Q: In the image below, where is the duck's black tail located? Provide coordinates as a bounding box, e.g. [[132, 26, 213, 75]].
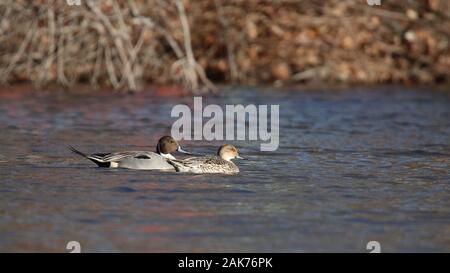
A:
[[68, 145, 88, 158], [68, 146, 110, 167]]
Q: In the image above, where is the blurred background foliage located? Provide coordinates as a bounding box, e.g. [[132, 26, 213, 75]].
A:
[[0, 0, 449, 93]]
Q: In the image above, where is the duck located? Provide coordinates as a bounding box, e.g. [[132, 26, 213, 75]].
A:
[[69, 136, 191, 170], [168, 144, 244, 174]]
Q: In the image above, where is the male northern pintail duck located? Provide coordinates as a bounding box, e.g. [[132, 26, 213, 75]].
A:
[[168, 144, 244, 174], [69, 136, 191, 170]]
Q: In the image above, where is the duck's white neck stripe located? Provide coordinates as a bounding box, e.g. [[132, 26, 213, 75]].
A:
[[161, 153, 176, 160], [156, 142, 161, 154], [157, 142, 175, 159]]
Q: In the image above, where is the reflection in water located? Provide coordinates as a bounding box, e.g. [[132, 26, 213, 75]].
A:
[[0, 88, 449, 252]]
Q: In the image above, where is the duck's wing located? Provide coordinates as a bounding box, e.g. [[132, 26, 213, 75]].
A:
[[167, 156, 213, 171], [69, 146, 157, 168], [98, 151, 155, 162], [197, 157, 238, 173], [168, 156, 238, 173], [178, 156, 220, 165]]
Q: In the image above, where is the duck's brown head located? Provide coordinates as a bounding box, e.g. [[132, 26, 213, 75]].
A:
[[156, 136, 191, 159], [217, 144, 244, 161]]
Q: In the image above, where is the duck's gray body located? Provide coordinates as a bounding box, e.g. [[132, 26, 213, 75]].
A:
[[69, 147, 174, 170], [168, 156, 239, 174], [105, 151, 174, 170]]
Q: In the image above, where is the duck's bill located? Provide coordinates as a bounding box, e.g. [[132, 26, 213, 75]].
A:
[[236, 155, 247, 160], [177, 146, 192, 155]]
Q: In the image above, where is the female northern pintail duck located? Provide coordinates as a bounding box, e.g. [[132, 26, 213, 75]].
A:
[[168, 144, 244, 174], [69, 136, 191, 170]]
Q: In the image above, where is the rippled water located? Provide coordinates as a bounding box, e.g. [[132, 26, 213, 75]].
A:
[[0, 87, 449, 252]]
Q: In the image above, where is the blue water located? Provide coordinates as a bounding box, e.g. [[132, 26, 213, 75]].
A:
[[0, 87, 449, 252]]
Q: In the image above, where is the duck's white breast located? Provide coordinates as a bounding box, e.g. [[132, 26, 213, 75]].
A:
[[117, 152, 174, 170]]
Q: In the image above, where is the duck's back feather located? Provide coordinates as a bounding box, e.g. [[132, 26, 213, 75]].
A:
[[69, 147, 173, 170], [169, 156, 239, 174]]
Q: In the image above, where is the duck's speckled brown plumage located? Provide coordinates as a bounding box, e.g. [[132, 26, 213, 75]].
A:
[[168, 156, 239, 174]]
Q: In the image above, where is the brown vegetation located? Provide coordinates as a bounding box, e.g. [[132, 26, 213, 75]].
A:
[[0, 0, 449, 93]]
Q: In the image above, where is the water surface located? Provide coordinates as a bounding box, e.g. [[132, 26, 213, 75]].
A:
[[0, 87, 449, 252]]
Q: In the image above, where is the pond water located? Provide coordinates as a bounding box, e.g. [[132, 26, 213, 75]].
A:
[[0, 87, 449, 252]]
